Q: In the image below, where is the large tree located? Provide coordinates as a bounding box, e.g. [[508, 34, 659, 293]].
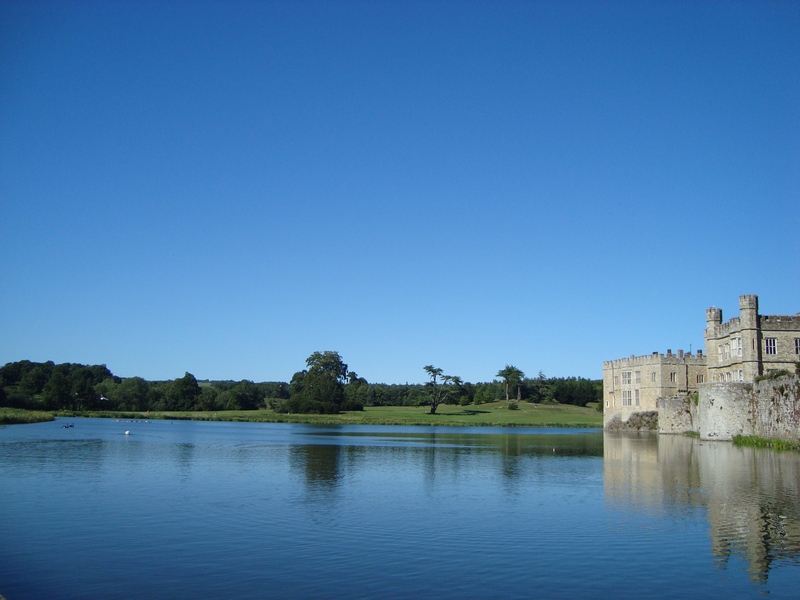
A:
[[225, 380, 263, 410], [285, 351, 355, 413], [19, 362, 54, 399], [423, 365, 461, 414], [41, 370, 71, 410], [167, 372, 202, 411], [497, 365, 525, 403], [107, 376, 153, 412], [306, 351, 349, 384]]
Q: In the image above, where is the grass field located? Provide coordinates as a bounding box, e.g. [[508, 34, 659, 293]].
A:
[[733, 435, 800, 452], [131, 401, 603, 427], [0, 407, 56, 425], [4, 402, 603, 428]]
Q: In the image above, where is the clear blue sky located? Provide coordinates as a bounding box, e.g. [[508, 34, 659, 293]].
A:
[[1, 1, 798, 384]]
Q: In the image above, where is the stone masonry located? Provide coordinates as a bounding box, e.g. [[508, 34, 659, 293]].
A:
[[657, 394, 698, 435], [705, 294, 800, 383], [603, 349, 705, 429], [697, 376, 800, 442]]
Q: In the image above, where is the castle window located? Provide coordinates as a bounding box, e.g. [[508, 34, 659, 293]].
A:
[[765, 338, 777, 355], [795, 338, 800, 354], [718, 346, 723, 362], [732, 337, 742, 357], [697, 374, 704, 384], [634, 389, 640, 406], [738, 370, 743, 382], [635, 371, 641, 384], [622, 371, 631, 385], [622, 390, 632, 406], [724, 343, 730, 359], [651, 372, 656, 382], [669, 372, 677, 383], [614, 376, 619, 386], [726, 372, 732, 382]]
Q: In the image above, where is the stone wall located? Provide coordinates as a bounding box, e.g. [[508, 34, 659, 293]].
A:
[[698, 376, 800, 442], [604, 411, 658, 431], [698, 383, 753, 440], [658, 395, 698, 435], [750, 375, 800, 441]]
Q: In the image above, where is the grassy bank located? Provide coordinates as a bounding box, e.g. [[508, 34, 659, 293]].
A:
[[53, 401, 603, 428], [733, 435, 800, 453], [0, 407, 56, 425]]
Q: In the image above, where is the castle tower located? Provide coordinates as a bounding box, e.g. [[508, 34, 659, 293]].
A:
[[739, 295, 759, 328], [704, 307, 722, 369], [739, 294, 761, 380], [706, 307, 722, 329]]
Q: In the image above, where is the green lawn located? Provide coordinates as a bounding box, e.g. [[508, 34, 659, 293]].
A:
[[4, 402, 603, 428], [145, 401, 603, 427]]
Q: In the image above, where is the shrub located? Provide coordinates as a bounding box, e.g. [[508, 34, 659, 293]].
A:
[[340, 400, 364, 412], [755, 370, 791, 382]]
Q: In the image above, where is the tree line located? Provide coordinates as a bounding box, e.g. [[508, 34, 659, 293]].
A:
[[0, 354, 601, 415]]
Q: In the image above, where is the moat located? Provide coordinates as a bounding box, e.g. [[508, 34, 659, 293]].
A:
[[1, 419, 799, 598]]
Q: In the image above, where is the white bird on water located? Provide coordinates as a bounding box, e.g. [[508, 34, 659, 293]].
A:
[[124, 430, 130, 435]]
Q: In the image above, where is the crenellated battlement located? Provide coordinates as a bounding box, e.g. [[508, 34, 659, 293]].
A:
[[706, 316, 742, 338], [603, 349, 705, 369], [739, 294, 759, 310], [760, 314, 800, 331], [706, 307, 722, 326]]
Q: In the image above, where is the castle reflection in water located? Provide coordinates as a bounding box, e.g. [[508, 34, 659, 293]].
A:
[[603, 433, 800, 584]]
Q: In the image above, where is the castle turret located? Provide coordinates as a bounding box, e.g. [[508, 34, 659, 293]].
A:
[[739, 294, 761, 379], [706, 307, 722, 328], [704, 307, 723, 371], [739, 294, 759, 329]]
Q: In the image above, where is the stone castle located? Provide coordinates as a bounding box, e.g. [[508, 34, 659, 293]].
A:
[[603, 348, 707, 428], [705, 294, 800, 382], [604, 294, 800, 441]]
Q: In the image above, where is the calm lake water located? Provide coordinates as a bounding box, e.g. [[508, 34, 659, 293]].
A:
[[1, 418, 799, 599]]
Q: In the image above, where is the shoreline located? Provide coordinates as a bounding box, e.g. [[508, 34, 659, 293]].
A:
[[2, 403, 603, 428]]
